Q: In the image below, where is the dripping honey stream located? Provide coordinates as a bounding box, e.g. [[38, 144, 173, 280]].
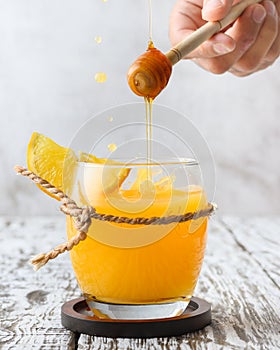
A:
[[144, 0, 155, 182]]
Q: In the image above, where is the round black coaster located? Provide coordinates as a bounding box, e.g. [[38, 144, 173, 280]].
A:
[[61, 297, 211, 338]]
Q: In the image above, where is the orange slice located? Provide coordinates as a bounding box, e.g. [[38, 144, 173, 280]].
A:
[[27, 132, 77, 200], [79, 152, 108, 164], [78, 151, 130, 196]]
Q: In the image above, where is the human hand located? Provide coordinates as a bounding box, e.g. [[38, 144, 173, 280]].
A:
[[169, 0, 280, 76]]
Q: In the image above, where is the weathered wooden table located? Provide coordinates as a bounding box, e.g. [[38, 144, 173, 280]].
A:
[[0, 216, 279, 349]]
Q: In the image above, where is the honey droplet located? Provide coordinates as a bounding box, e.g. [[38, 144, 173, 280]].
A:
[[102, 0, 108, 2], [94, 36, 102, 44], [108, 143, 117, 152], [108, 116, 113, 122], [95, 72, 107, 83], [148, 40, 154, 49]]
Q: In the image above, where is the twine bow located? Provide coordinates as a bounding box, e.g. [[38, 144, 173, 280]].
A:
[[14, 165, 216, 271]]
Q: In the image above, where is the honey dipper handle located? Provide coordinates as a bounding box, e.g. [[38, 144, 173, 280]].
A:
[[166, 0, 262, 64]]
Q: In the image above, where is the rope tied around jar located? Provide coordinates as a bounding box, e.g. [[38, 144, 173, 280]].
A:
[[14, 165, 217, 271]]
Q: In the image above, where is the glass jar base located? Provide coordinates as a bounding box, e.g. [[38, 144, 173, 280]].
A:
[[61, 297, 212, 337], [86, 298, 190, 320]]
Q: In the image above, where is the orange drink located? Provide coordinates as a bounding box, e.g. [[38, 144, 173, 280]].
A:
[[67, 159, 209, 319]]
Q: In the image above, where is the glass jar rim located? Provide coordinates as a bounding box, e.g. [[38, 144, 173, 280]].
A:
[[76, 157, 199, 168]]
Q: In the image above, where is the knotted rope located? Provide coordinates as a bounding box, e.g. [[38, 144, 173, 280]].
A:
[[14, 165, 216, 271]]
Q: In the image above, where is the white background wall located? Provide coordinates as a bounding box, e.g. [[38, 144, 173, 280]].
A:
[[1, 0, 279, 216]]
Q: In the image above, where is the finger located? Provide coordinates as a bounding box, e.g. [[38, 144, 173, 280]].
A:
[[169, 0, 236, 58], [187, 32, 236, 58], [202, 0, 234, 21], [263, 0, 280, 64], [169, 0, 206, 47], [234, 1, 278, 73], [169, 0, 234, 58], [195, 4, 266, 74]]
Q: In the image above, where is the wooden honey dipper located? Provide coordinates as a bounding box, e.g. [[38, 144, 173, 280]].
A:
[[127, 0, 263, 99]]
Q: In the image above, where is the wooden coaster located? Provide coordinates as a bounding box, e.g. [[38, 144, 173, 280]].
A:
[[61, 297, 211, 338]]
